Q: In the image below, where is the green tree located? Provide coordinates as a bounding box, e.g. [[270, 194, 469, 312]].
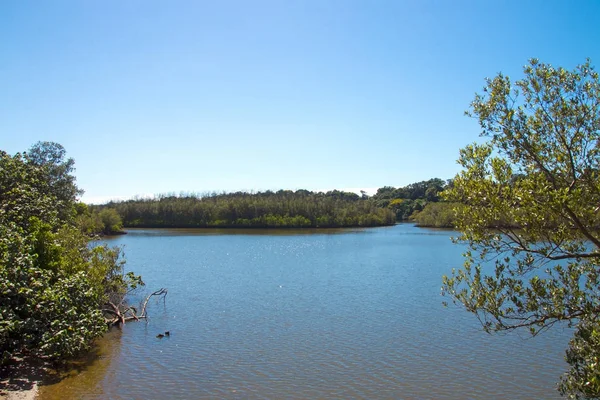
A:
[[98, 208, 123, 235], [0, 151, 58, 229], [0, 144, 135, 364], [74, 202, 104, 235], [442, 59, 600, 398], [371, 179, 449, 221], [411, 202, 460, 228], [25, 141, 83, 220]]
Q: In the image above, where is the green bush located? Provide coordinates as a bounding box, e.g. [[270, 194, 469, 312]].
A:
[[411, 202, 460, 228], [0, 143, 133, 364]]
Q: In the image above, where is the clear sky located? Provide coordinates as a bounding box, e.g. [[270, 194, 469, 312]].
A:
[[1, 1, 599, 203]]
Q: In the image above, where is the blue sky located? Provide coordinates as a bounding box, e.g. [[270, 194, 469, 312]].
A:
[[1, 1, 599, 203]]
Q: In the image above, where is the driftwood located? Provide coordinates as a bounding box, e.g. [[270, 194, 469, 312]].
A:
[[103, 288, 168, 327]]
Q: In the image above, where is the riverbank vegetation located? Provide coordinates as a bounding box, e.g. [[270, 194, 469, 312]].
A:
[[75, 204, 125, 236], [0, 142, 140, 365], [369, 178, 459, 228], [410, 202, 462, 228], [370, 178, 448, 221], [95, 190, 396, 228], [92, 178, 460, 229]]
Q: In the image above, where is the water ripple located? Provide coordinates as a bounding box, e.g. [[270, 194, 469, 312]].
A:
[[39, 225, 570, 399]]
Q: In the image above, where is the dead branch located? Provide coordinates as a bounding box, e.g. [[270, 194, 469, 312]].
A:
[[103, 301, 125, 326], [139, 288, 168, 318], [103, 288, 168, 327]]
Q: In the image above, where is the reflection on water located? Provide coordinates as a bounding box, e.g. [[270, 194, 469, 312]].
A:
[[39, 224, 571, 399]]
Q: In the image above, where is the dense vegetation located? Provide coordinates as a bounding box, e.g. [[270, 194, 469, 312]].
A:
[[442, 59, 600, 398], [97, 190, 396, 228], [75, 203, 124, 236], [369, 178, 458, 227], [410, 202, 461, 228], [91, 178, 461, 229], [0, 142, 137, 364]]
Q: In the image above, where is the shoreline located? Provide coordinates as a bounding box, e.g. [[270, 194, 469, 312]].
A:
[[0, 359, 46, 400], [0, 383, 37, 400]]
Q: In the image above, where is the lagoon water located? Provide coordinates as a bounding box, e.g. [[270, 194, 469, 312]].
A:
[[38, 224, 570, 399]]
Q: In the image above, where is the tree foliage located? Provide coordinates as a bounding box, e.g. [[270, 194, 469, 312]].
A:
[[75, 203, 124, 235], [371, 178, 450, 221], [0, 143, 134, 364], [25, 141, 83, 221], [411, 202, 462, 228], [442, 59, 600, 398], [98, 190, 395, 229]]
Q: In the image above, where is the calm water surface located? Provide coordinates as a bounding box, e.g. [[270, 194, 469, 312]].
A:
[[38, 224, 571, 399]]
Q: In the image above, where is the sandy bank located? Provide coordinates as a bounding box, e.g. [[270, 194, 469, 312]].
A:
[[1, 359, 45, 400]]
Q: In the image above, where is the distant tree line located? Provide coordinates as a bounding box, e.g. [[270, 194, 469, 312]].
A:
[[95, 189, 396, 228], [370, 178, 458, 227], [92, 179, 463, 229]]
